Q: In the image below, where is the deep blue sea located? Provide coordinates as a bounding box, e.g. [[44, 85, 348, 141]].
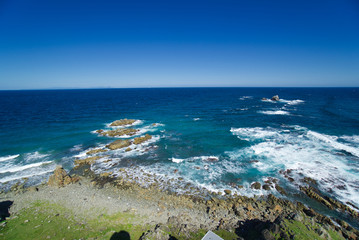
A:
[[1, 88, 359, 210]]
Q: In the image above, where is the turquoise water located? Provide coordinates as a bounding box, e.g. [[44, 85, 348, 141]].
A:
[[1, 88, 359, 213]]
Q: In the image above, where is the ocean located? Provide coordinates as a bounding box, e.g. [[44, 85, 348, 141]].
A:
[[1, 88, 359, 218]]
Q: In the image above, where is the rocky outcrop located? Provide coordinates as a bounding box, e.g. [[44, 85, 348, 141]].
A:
[[74, 156, 101, 168], [271, 95, 280, 101], [109, 119, 136, 127], [86, 148, 108, 155], [106, 139, 131, 150], [300, 185, 359, 220], [98, 128, 138, 137], [133, 134, 152, 145], [48, 166, 79, 187]]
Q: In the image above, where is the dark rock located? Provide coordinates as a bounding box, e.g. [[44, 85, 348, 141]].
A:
[[275, 184, 286, 195], [262, 184, 271, 190], [224, 189, 232, 195], [251, 182, 261, 190]]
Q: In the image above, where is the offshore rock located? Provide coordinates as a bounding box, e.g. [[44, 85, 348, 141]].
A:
[[48, 166, 79, 187], [133, 134, 152, 145], [99, 128, 138, 137], [106, 139, 131, 150], [86, 148, 108, 155], [271, 95, 280, 101], [109, 119, 136, 127]]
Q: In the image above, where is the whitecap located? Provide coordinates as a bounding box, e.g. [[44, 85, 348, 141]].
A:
[[279, 99, 305, 105], [229, 125, 359, 205], [24, 152, 49, 163], [258, 110, 290, 115], [0, 169, 54, 183], [0, 161, 53, 174], [171, 158, 185, 163], [193, 118, 200, 121], [307, 131, 359, 158], [231, 127, 279, 141], [0, 154, 19, 162], [70, 144, 83, 152], [239, 96, 253, 100], [340, 135, 359, 145]]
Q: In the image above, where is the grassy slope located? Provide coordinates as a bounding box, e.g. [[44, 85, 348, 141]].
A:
[[0, 200, 346, 240]]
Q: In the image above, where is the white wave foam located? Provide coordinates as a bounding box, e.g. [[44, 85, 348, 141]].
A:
[[0, 154, 19, 162], [70, 144, 83, 152], [261, 99, 277, 103], [171, 158, 185, 163], [0, 169, 54, 183], [307, 131, 359, 158], [0, 161, 53, 174], [239, 96, 253, 100], [193, 118, 200, 121], [229, 126, 359, 205], [24, 152, 49, 163], [340, 135, 359, 144], [258, 110, 290, 115], [231, 127, 279, 141], [279, 99, 305, 105]]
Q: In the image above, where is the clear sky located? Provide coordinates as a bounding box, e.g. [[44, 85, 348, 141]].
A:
[[0, 0, 358, 89]]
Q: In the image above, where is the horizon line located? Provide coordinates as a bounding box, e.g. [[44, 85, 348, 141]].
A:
[[1, 86, 359, 91]]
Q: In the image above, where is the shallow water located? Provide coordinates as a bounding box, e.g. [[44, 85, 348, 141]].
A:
[[0, 88, 359, 209]]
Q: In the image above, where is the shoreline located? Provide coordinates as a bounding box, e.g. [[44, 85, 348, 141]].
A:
[[1, 164, 358, 239]]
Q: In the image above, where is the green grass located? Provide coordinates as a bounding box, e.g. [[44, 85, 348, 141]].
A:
[[271, 219, 345, 240], [0, 200, 151, 240]]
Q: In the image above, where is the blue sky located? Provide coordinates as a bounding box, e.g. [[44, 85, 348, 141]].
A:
[[0, 0, 358, 89]]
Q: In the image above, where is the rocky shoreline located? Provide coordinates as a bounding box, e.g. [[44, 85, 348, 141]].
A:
[[1, 119, 359, 239], [1, 160, 359, 239]]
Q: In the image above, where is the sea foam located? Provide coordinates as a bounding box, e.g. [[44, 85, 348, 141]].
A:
[[0, 154, 19, 162], [229, 125, 359, 205]]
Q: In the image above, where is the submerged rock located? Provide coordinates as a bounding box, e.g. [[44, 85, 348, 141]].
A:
[[109, 119, 136, 127], [133, 134, 152, 145], [106, 139, 131, 150], [48, 166, 79, 187]]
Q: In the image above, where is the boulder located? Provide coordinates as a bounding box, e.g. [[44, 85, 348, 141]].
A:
[[251, 182, 261, 190], [224, 189, 232, 195], [109, 119, 136, 127], [48, 166, 79, 187], [271, 95, 280, 101], [106, 139, 131, 150]]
